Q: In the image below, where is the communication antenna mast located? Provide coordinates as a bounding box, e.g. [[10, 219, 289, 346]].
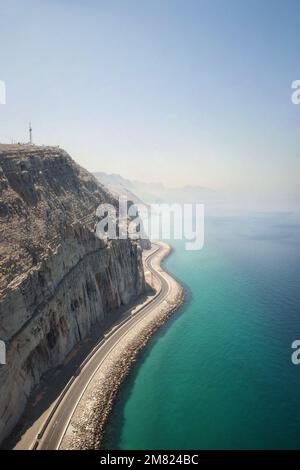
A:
[[29, 122, 32, 144]]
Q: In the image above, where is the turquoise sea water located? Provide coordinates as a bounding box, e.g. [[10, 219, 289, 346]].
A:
[[104, 214, 300, 449]]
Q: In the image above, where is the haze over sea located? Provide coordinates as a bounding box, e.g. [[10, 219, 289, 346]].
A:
[[104, 212, 300, 449]]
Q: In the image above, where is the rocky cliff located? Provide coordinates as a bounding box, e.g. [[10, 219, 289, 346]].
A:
[[0, 145, 145, 444]]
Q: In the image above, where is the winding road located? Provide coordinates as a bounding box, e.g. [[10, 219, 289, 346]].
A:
[[32, 242, 170, 450]]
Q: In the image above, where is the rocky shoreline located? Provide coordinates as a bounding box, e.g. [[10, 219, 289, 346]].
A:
[[60, 242, 185, 450]]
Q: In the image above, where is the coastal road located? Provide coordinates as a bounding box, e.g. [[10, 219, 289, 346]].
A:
[[33, 242, 170, 450]]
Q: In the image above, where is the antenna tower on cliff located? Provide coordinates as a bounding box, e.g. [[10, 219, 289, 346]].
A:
[[29, 122, 32, 144]]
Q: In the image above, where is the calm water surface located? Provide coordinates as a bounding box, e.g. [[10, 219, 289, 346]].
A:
[[104, 214, 300, 449]]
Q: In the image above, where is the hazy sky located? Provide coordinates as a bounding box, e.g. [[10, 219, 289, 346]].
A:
[[0, 0, 299, 193]]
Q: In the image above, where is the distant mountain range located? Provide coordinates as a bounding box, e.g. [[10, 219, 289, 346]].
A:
[[94, 172, 216, 205], [94, 172, 300, 215], [94, 172, 146, 205]]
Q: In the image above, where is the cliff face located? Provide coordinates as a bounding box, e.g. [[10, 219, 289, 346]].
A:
[[0, 145, 145, 444]]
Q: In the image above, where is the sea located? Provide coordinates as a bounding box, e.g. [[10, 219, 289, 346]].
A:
[[103, 212, 300, 449]]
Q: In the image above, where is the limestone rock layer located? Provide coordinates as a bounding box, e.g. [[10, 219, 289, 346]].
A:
[[0, 145, 145, 443]]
